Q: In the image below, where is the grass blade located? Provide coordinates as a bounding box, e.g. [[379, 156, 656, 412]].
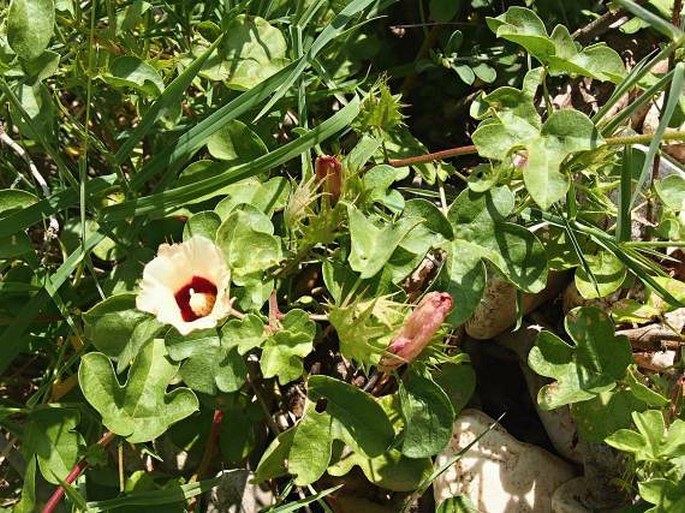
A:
[[614, 0, 684, 41], [86, 477, 220, 511], [254, 0, 378, 121], [113, 36, 223, 167], [103, 96, 360, 222], [0, 231, 106, 374], [629, 62, 685, 211]]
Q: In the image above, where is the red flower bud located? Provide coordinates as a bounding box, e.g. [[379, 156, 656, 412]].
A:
[[315, 155, 343, 205], [379, 292, 453, 371]]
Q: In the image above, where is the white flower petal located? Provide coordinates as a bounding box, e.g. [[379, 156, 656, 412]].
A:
[[136, 236, 231, 335]]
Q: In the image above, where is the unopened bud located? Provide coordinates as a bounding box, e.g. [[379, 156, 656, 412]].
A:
[[315, 155, 343, 205], [379, 292, 453, 371]]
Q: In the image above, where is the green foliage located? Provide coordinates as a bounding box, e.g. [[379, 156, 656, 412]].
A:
[[79, 339, 199, 443], [7, 0, 55, 62], [1, 0, 684, 508], [442, 186, 547, 325], [528, 307, 633, 409]]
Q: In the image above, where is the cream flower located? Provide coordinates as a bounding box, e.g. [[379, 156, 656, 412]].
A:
[[136, 236, 231, 335]]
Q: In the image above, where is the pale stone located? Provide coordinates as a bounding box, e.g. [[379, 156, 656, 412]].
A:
[[497, 325, 584, 464], [206, 469, 274, 513], [434, 409, 577, 513]]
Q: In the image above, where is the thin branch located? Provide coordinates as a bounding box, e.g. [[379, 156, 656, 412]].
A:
[[618, 323, 684, 351], [386, 131, 685, 168], [0, 124, 59, 238], [571, 0, 649, 44]]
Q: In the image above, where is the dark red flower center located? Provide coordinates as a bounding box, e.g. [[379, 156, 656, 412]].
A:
[[175, 276, 218, 322]]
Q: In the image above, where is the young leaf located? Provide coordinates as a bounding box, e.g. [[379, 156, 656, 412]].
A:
[[347, 205, 417, 279], [22, 408, 83, 485], [7, 0, 55, 61], [574, 250, 627, 299], [260, 310, 316, 385], [528, 307, 632, 410], [79, 339, 199, 443], [308, 375, 394, 458], [399, 370, 454, 458]]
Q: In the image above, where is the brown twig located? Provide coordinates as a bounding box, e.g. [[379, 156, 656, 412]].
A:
[[571, 1, 649, 44], [0, 123, 59, 239], [618, 324, 684, 351], [42, 431, 115, 513], [386, 131, 685, 168]]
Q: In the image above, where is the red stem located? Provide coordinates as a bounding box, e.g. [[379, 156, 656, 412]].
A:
[[196, 409, 224, 481], [42, 431, 115, 513], [387, 144, 478, 167]]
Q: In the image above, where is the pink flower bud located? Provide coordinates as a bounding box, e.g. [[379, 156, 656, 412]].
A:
[[315, 155, 343, 205], [380, 292, 453, 371]]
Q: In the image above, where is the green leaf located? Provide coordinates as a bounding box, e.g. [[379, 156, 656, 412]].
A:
[[328, 444, 432, 492], [347, 205, 417, 279], [487, 7, 555, 63], [571, 389, 645, 442], [574, 250, 627, 299], [443, 186, 547, 325], [0, 189, 38, 258], [433, 363, 476, 415], [655, 175, 685, 211], [201, 15, 288, 90], [83, 294, 164, 372], [528, 307, 632, 409], [523, 109, 603, 209], [215, 206, 282, 282], [206, 120, 268, 164], [437, 496, 479, 513], [220, 314, 266, 355], [362, 164, 410, 213], [399, 370, 454, 458], [288, 402, 333, 486], [23, 408, 83, 485], [308, 375, 394, 458], [105, 55, 165, 96], [214, 177, 290, 219], [625, 366, 670, 408], [14, 456, 36, 513], [7, 0, 55, 61], [182, 211, 221, 242], [165, 328, 246, 395], [260, 310, 316, 384], [253, 427, 296, 483], [78, 339, 199, 443], [638, 478, 685, 512]]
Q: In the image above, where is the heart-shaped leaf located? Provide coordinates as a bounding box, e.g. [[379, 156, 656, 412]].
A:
[[528, 307, 632, 410], [442, 186, 547, 326]]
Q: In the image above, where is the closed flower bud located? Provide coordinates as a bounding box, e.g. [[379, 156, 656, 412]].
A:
[[379, 292, 453, 371], [315, 155, 343, 205]]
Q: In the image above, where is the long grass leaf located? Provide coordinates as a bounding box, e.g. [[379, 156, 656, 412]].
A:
[[616, 145, 633, 242], [128, 61, 298, 191], [86, 477, 220, 511], [113, 37, 223, 166], [254, 0, 378, 121], [103, 97, 360, 222], [0, 232, 106, 374], [266, 485, 342, 513], [0, 175, 116, 239], [629, 62, 685, 211]]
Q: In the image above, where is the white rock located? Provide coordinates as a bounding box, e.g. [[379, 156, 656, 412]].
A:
[[434, 410, 577, 513], [206, 469, 274, 513]]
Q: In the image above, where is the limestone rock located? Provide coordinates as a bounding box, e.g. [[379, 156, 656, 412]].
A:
[[206, 469, 274, 513], [434, 409, 577, 513]]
